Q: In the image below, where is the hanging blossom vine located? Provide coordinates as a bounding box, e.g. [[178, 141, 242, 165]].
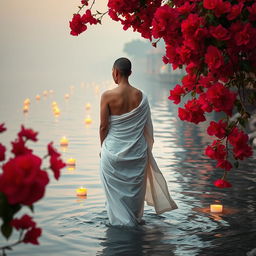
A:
[[69, 0, 256, 188]]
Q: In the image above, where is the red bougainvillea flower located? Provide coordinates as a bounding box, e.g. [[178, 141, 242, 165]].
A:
[[228, 127, 253, 160], [213, 0, 231, 18], [152, 5, 179, 40], [205, 46, 224, 70], [70, 14, 87, 36], [198, 93, 213, 113], [50, 155, 66, 180], [0, 143, 6, 162], [216, 159, 233, 171], [227, 2, 243, 21], [0, 123, 6, 133], [23, 227, 42, 245], [47, 142, 60, 158], [214, 178, 232, 188], [203, 0, 219, 10], [178, 99, 206, 124], [0, 154, 49, 205], [18, 125, 38, 142], [81, 9, 98, 25], [11, 137, 33, 156], [207, 120, 228, 139], [205, 140, 227, 161], [209, 24, 230, 41], [206, 82, 237, 116], [248, 3, 256, 21], [168, 84, 185, 104], [81, 0, 88, 5], [11, 214, 36, 230]]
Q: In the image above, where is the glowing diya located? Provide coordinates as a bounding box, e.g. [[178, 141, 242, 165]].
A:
[[43, 90, 48, 96], [85, 103, 91, 110], [23, 105, 29, 113], [60, 136, 69, 146], [76, 186, 87, 196], [210, 204, 223, 213], [84, 115, 92, 124], [66, 158, 76, 166], [23, 98, 31, 106]]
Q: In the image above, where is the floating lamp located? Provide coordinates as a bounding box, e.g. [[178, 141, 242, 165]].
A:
[[35, 94, 41, 100], [85, 103, 91, 110], [67, 158, 76, 166], [84, 115, 92, 124], [95, 86, 99, 94], [23, 105, 29, 113], [23, 98, 31, 106], [52, 101, 57, 107], [210, 204, 223, 213], [43, 90, 48, 97], [53, 107, 61, 116], [64, 93, 70, 99], [76, 186, 87, 196], [60, 136, 69, 146]]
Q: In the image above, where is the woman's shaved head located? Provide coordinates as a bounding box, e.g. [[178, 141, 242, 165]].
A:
[[113, 57, 132, 77]]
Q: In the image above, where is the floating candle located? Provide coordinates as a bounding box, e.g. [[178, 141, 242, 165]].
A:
[[64, 93, 70, 99], [76, 187, 87, 196], [85, 103, 91, 110], [60, 136, 69, 146], [67, 158, 76, 166], [23, 98, 31, 106], [23, 105, 29, 113], [35, 94, 41, 100], [84, 115, 92, 124], [210, 204, 223, 213], [43, 90, 48, 96], [52, 101, 57, 107], [53, 107, 61, 116]]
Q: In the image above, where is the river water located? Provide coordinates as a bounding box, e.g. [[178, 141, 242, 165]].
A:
[[0, 76, 255, 256]]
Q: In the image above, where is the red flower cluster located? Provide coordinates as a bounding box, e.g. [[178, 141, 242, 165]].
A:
[[70, 10, 98, 36], [0, 153, 49, 205], [178, 99, 206, 124], [207, 120, 228, 139], [0, 143, 6, 162], [228, 127, 253, 160], [0, 124, 66, 250], [48, 142, 66, 180], [11, 215, 42, 245], [70, 1, 256, 188], [205, 140, 233, 171], [107, 0, 162, 39], [214, 178, 232, 188]]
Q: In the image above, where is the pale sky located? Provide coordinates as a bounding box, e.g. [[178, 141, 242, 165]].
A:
[[0, 0, 141, 99]]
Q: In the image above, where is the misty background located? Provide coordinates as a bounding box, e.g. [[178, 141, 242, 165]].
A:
[[0, 1, 151, 105]]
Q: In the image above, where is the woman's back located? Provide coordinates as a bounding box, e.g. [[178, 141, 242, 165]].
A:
[[107, 86, 142, 116]]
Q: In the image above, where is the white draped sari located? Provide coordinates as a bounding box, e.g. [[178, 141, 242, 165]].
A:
[[100, 92, 177, 226]]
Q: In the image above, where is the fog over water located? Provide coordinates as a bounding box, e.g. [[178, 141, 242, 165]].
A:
[[0, 0, 141, 105]]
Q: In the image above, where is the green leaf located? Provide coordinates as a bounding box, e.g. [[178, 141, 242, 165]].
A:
[[28, 204, 34, 213], [1, 223, 13, 240], [238, 117, 247, 128], [234, 161, 239, 168]]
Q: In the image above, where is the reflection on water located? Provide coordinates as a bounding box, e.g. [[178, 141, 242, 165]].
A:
[[0, 77, 255, 256], [98, 225, 176, 256]]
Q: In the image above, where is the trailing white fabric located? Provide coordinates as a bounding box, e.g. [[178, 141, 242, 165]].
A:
[[100, 92, 178, 226]]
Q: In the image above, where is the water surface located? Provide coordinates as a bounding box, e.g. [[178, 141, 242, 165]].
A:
[[0, 77, 255, 256]]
